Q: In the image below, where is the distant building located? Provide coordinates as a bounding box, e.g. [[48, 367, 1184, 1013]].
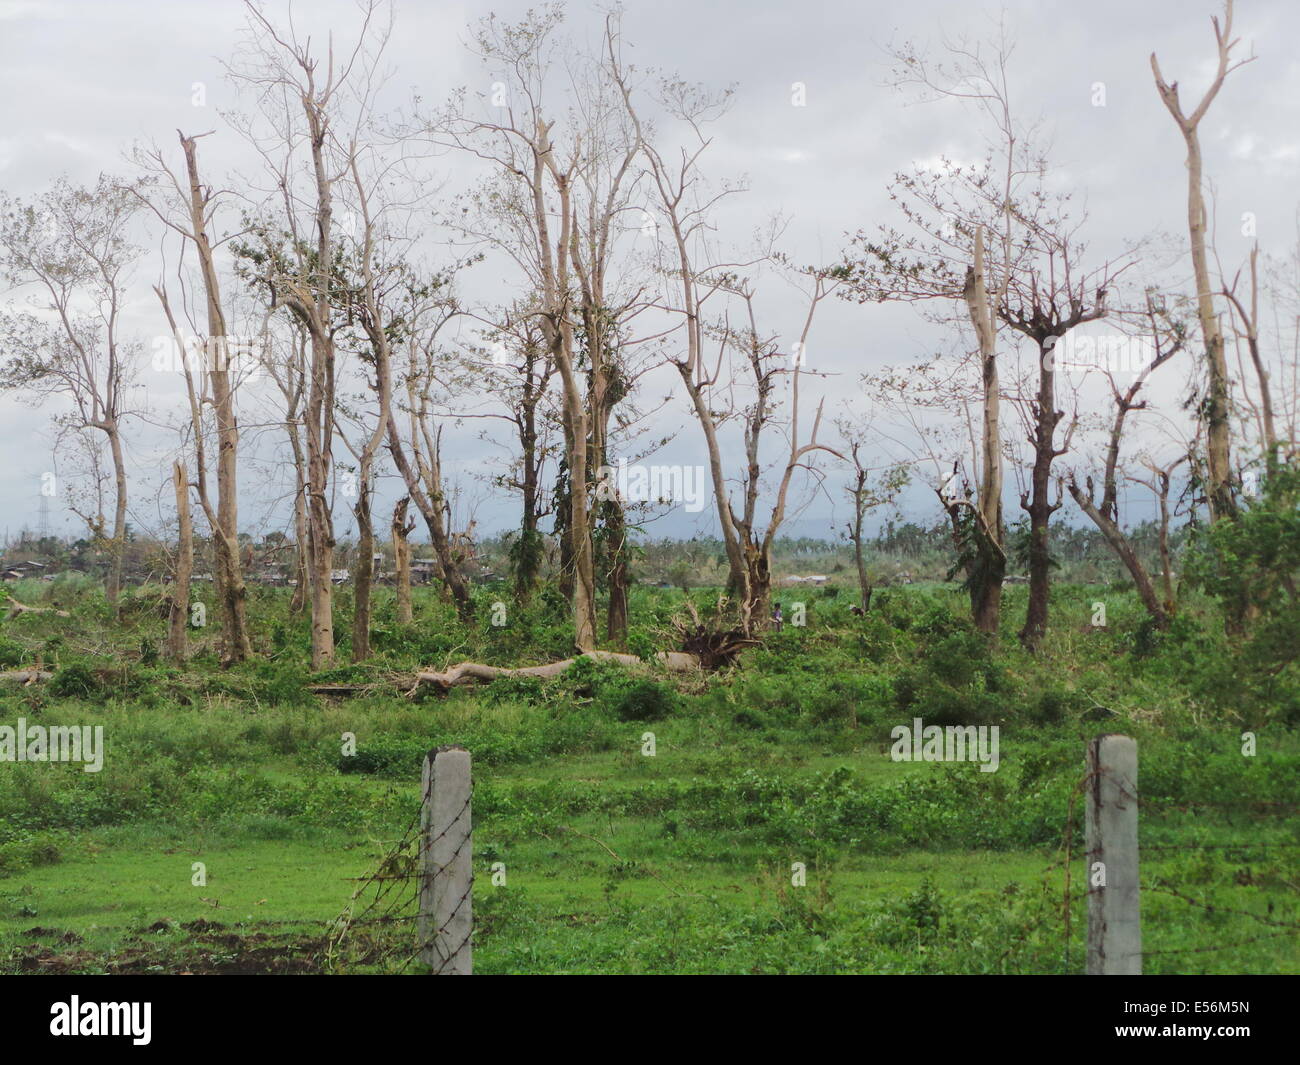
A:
[[411, 559, 439, 584], [1, 560, 51, 582]]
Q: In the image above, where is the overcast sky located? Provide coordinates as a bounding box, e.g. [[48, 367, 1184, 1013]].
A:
[[1, 0, 1297, 545]]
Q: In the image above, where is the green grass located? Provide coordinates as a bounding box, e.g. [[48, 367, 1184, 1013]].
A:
[[0, 580, 1297, 974]]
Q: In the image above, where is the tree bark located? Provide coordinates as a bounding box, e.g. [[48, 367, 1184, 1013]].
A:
[[392, 496, 414, 626], [963, 227, 1006, 633], [604, 494, 629, 644], [168, 459, 193, 661], [105, 420, 128, 606], [513, 361, 545, 602], [290, 430, 310, 615], [179, 132, 252, 663], [1019, 339, 1063, 650], [351, 473, 376, 661], [1154, 468, 1177, 614]]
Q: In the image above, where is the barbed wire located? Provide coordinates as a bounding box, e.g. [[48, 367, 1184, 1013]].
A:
[[1141, 840, 1300, 850], [327, 771, 473, 974], [976, 754, 1300, 975], [312, 742, 1296, 974]]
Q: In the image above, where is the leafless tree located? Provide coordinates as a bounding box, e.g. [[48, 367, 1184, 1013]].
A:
[[0, 175, 144, 605], [845, 25, 1136, 646], [227, 0, 392, 667], [136, 131, 255, 662], [1151, 0, 1255, 522], [426, 6, 632, 649], [1066, 297, 1186, 627]]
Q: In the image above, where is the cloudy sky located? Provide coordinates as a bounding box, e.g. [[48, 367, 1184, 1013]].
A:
[[1, 0, 1297, 545]]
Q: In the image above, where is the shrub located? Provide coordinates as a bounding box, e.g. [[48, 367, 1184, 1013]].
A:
[[0, 637, 26, 669], [610, 678, 679, 722], [48, 664, 101, 699]]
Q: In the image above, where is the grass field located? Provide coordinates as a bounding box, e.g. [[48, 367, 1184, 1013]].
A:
[[1, 579, 1297, 974]]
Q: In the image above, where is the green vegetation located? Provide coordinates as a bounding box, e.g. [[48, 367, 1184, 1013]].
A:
[[0, 577, 1296, 974]]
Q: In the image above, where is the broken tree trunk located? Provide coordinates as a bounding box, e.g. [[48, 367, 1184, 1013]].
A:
[[6, 598, 71, 620], [412, 649, 701, 694], [392, 496, 415, 626]]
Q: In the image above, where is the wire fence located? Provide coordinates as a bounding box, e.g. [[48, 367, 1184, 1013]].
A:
[[314, 736, 1296, 975], [326, 747, 473, 974], [1027, 754, 1300, 974]]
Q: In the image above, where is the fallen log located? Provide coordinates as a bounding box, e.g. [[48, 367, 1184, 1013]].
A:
[[411, 649, 701, 694], [0, 670, 53, 684], [5, 597, 71, 620]]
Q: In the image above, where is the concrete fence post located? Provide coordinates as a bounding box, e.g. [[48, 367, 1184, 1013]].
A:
[[1086, 734, 1141, 975], [419, 745, 473, 974]]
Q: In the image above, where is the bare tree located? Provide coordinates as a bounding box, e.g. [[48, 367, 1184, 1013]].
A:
[[632, 110, 844, 631], [840, 27, 1031, 634], [845, 26, 1135, 646], [332, 152, 403, 658], [261, 321, 312, 615], [618, 71, 849, 630], [429, 7, 606, 648], [841, 431, 909, 612], [1151, 0, 1254, 522], [0, 175, 143, 605], [228, 0, 392, 667], [1066, 298, 1186, 627], [1222, 245, 1278, 473], [1135, 453, 1190, 615], [383, 272, 475, 619], [1001, 226, 1130, 649], [136, 131, 254, 661], [467, 307, 556, 602]]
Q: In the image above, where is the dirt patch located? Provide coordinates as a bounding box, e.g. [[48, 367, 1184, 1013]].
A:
[[181, 918, 227, 932], [12, 945, 98, 973], [19, 928, 84, 944], [6, 925, 331, 975]]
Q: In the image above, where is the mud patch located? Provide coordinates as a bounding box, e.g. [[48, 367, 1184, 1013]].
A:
[[5, 924, 331, 975]]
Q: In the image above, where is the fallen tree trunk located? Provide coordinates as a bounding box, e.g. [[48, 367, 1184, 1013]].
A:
[[411, 649, 701, 694], [0, 670, 53, 684], [6, 598, 71, 620]]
